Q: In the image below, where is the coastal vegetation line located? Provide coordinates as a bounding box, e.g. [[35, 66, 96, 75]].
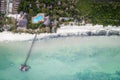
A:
[[0, 0, 120, 33]]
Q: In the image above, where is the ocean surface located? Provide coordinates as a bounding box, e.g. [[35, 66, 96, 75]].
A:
[[0, 36, 120, 80]]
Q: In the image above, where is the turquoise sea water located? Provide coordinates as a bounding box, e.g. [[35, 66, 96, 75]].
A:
[[0, 36, 120, 80]]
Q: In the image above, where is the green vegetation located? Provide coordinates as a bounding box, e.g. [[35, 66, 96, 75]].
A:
[[90, 2, 120, 26], [0, 13, 17, 32], [76, 0, 93, 18], [77, 0, 120, 26], [1, 0, 120, 32], [18, 0, 78, 17], [0, 13, 5, 31], [18, 0, 120, 27], [18, 0, 79, 29]]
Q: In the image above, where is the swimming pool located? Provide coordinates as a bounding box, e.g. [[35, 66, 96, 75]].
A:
[[0, 36, 120, 80], [32, 14, 44, 23]]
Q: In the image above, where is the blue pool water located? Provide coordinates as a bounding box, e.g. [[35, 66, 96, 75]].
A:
[[0, 36, 120, 80], [33, 15, 44, 23]]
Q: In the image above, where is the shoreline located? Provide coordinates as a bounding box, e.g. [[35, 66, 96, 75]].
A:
[[0, 24, 120, 42]]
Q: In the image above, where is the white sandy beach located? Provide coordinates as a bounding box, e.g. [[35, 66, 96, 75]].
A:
[[0, 24, 120, 41]]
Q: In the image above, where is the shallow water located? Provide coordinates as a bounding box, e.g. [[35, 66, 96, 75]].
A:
[[0, 36, 120, 80]]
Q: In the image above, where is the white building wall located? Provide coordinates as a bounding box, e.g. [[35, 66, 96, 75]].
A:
[[6, 0, 13, 14], [8, 3, 13, 13]]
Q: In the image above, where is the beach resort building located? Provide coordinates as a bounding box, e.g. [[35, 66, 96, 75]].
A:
[[0, 0, 6, 14], [17, 12, 28, 30], [0, 0, 20, 14]]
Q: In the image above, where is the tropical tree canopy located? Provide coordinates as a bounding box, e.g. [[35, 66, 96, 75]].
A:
[[18, 0, 120, 27]]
